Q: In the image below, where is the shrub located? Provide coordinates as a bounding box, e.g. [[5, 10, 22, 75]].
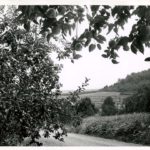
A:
[[76, 113, 150, 145], [122, 85, 150, 113], [101, 96, 117, 116], [75, 97, 98, 117]]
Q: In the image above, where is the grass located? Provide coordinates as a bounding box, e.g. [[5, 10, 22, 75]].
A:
[[74, 113, 150, 145], [62, 91, 130, 108], [80, 91, 120, 106]]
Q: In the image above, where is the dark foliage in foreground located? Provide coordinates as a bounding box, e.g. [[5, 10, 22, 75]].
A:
[[0, 6, 89, 145], [16, 6, 150, 63]]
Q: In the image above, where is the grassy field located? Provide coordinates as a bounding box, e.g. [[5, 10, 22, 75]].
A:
[[74, 113, 150, 145], [62, 91, 131, 109], [80, 91, 122, 108]]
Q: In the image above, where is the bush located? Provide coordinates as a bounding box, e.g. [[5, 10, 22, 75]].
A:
[[101, 96, 117, 116], [76, 113, 150, 145], [75, 97, 98, 117], [122, 85, 150, 113]]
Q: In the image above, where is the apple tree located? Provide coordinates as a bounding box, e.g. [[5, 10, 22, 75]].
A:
[[0, 6, 90, 145]]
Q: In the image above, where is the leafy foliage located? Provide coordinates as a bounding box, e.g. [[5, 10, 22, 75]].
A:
[[122, 85, 150, 113], [15, 5, 150, 62], [75, 97, 98, 117], [0, 6, 90, 145], [0, 22, 64, 145], [101, 96, 117, 116], [57, 78, 90, 125], [77, 113, 150, 145]]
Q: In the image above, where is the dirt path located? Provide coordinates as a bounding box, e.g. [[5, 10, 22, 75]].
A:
[[31, 133, 142, 146]]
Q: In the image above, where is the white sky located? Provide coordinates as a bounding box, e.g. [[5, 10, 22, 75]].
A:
[[57, 46, 150, 91], [52, 12, 150, 91]]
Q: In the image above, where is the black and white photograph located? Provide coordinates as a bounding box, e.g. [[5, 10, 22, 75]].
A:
[[0, 2, 150, 146]]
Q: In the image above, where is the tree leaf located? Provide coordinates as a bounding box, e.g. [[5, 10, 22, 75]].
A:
[[86, 14, 93, 22], [112, 52, 119, 58], [91, 5, 99, 12], [145, 57, 150, 61], [95, 35, 106, 43], [136, 41, 144, 54], [102, 54, 108, 58], [123, 45, 129, 51], [97, 44, 101, 50], [112, 59, 119, 64], [131, 43, 137, 54], [118, 36, 129, 46], [73, 54, 82, 59], [107, 23, 114, 34], [113, 25, 118, 35], [89, 44, 96, 52], [71, 59, 74, 63]]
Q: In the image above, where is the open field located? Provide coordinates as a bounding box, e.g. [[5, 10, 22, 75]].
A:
[[62, 91, 131, 108], [80, 91, 123, 108]]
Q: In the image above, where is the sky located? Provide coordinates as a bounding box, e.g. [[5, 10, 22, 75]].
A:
[[51, 10, 150, 91], [56, 46, 150, 91]]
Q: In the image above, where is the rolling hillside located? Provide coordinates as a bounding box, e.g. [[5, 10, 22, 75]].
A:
[[61, 91, 130, 109], [61, 69, 150, 109], [101, 68, 150, 92], [79, 91, 126, 109]]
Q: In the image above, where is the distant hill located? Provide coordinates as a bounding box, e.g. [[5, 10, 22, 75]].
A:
[[61, 91, 125, 109], [60, 69, 150, 109], [101, 68, 150, 93], [61, 89, 100, 96]]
